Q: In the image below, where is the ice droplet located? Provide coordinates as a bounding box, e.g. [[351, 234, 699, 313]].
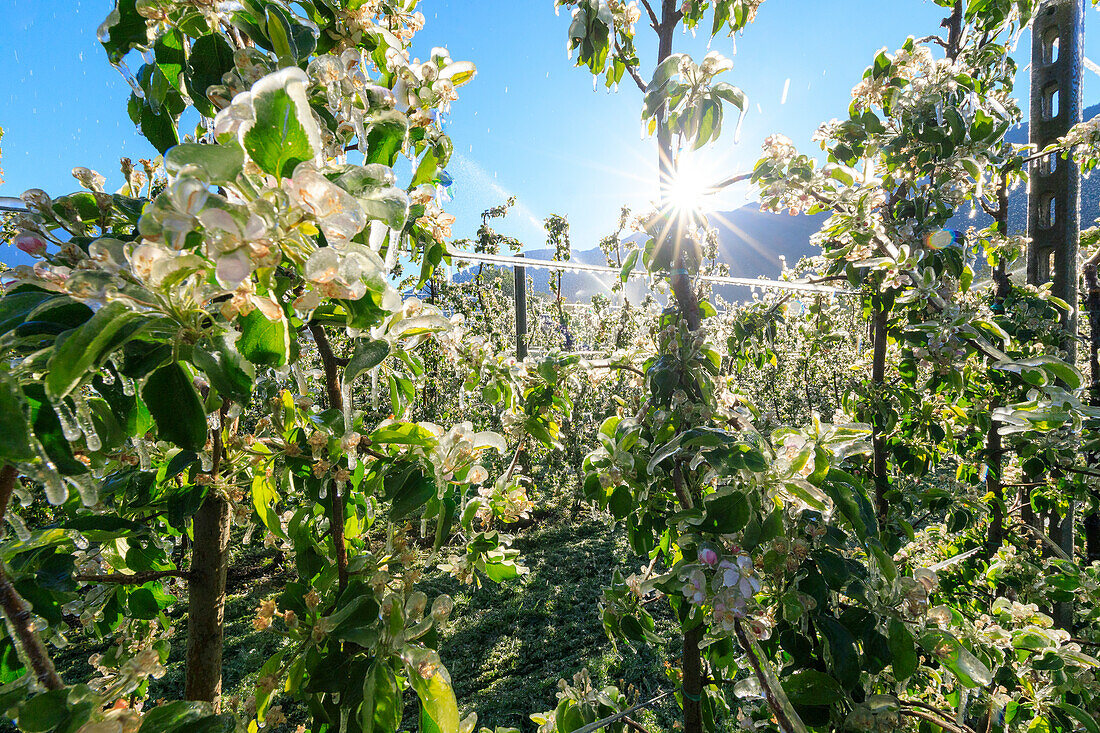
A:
[[319, 482, 328, 500], [120, 373, 136, 396], [200, 451, 214, 472], [208, 411, 221, 431]]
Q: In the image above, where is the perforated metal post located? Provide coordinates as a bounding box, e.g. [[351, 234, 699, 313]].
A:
[[514, 253, 527, 360], [1028, 0, 1083, 327], [1028, 0, 1084, 626]]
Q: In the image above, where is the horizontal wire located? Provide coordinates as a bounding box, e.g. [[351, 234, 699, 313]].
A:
[[448, 249, 858, 295], [0, 198, 852, 297]]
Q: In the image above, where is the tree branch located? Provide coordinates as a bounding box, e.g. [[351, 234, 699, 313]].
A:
[[614, 40, 648, 93], [0, 465, 64, 691], [639, 0, 660, 31], [75, 570, 189, 585], [307, 323, 349, 592], [733, 619, 799, 733]]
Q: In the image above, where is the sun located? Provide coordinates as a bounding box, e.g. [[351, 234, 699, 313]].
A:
[[663, 152, 719, 217]]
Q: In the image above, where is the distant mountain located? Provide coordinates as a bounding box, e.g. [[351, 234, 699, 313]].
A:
[[454, 102, 1100, 303]]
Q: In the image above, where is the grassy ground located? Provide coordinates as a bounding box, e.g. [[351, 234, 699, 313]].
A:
[[52, 492, 681, 733]]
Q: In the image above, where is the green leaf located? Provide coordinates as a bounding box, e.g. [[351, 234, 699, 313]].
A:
[[99, 0, 149, 64], [14, 689, 70, 733], [620, 249, 640, 283], [45, 301, 152, 401], [154, 30, 185, 91], [888, 619, 918, 680], [127, 587, 160, 620], [236, 308, 289, 367], [184, 34, 234, 118], [344, 338, 391, 387], [142, 363, 208, 451], [406, 649, 459, 733], [782, 670, 845, 707], [137, 701, 226, 733], [390, 470, 436, 519], [165, 142, 245, 184], [192, 334, 255, 403], [0, 379, 34, 463], [1057, 703, 1100, 733], [241, 67, 320, 179], [817, 616, 860, 689], [362, 662, 402, 733], [364, 111, 409, 167]]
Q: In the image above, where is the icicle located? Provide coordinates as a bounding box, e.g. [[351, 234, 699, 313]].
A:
[[74, 396, 101, 452], [319, 481, 328, 500], [384, 231, 400, 271], [293, 362, 309, 395], [5, 512, 30, 541], [54, 401, 81, 442], [112, 60, 145, 99], [134, 438, 152, 471], [200, 451, 214, 472], [119, 372, 136, 396], [99, 367, 115, 385], [208, 411, 221, 431], [957, 689, 969, 726], [341, 381, 355, 435], [67, 475, 99, 507], [72, 532, 89, 551], [37, 462, 68, 505], [347, 452, 357, 471], [420, 515, 428, 538], [370, 367, 380, 410], [226, 402, 243, 420]]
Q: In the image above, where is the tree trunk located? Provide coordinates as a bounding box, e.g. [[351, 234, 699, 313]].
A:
[[1084, 253, 1100, 561], [185, 493, 230, 707], [681, 624, 704, 733], [871, 301, 889, 521], [0, 466, 64, 691]]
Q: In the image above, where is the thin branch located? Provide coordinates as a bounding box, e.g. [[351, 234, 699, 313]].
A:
[[733, 619, 799, 733], [622, 717, 651, 733], [0, 466, 64, 691], [590, 362, 646, 378], [568, 690, 674, 733], [899, 706, 975, 733], [613, 40, 648, 93], [915, 34, 949, 49], [307, 323, 349, 592], [638, 0, 660, 31], [75, 570, 189, 585]]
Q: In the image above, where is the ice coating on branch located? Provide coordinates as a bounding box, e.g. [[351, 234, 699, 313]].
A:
[[134, 438, 151, 471]]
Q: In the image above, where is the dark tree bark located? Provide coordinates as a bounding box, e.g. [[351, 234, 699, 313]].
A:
[[307, 324, 349, 592], [186, 407, 230, 708], [0, 465, 64, 691], [871, 301, 889, 521]]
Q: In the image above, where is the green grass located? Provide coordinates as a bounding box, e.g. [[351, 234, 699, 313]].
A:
[[52, 491, 682, 733]]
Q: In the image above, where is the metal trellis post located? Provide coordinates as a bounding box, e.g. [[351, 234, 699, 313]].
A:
[[1028, 0, 1085, 625], [514, 253, 528, 360]]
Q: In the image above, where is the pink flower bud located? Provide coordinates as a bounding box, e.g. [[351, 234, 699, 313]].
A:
[[14, 232, 48, 256], [699, 548, 718, 566]]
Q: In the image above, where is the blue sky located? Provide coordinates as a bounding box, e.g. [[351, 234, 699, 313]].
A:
[[2, 0, 1099, 268]]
